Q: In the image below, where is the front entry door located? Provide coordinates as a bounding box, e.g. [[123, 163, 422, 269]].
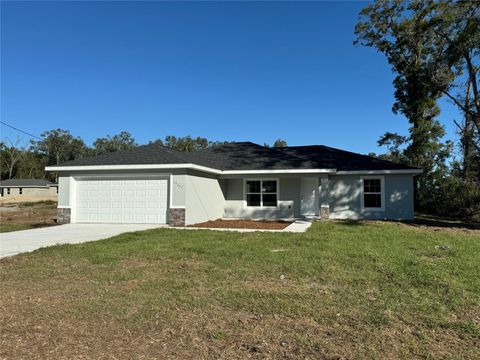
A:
[[301, 178, 318, 216]]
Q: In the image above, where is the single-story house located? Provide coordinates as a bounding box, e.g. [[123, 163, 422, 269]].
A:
[[0, 179, 58, 198], [45, 142, 422, 226]]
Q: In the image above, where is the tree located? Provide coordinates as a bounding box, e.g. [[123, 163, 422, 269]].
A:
[[31, 129, 87, 166], [424, 1, 480, 181], [163, 136, 210, 152], [148, 138, 164, 146], [377, 132, 408, 164], [93, 131, 137, 155], [0, 138, 25, 179], [151, 136, 229, 151], [273, 139, 288, 147], [18, 151, 48, 179], [355, 0, 453, 210]]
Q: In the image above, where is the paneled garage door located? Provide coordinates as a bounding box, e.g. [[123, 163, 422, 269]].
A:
[[75, 177, 168, 224]]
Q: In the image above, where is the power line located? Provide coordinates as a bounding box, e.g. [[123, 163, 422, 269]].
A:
[[0, 121, 42, 140]]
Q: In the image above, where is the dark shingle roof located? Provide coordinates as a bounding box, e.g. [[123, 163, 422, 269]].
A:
[[277, 145, 417, 171], [57, 143, 190, 167], [54, 142, 419, 172], [186, 142, 419, 171], [0, 179, 55, 187]]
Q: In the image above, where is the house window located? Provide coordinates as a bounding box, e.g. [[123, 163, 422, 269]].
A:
[[245, 180, 278, 207], [7, 188, 10, 195], [19, 188, 23, 195], [362, 177, 384, 210]]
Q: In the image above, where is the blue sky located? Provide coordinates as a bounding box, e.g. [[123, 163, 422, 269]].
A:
[[1, 1, 461, 155]]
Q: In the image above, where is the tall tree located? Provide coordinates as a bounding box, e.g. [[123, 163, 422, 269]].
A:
[[424, 0, 480, 180], [93, 131, 137, 155], [149, 136, 229, 151], [0, 138, 25, 179], [376, 132, 408, 164], [31, 129, 86, 166], [273, 139, 288, 147], [355, 0, 453, 209], [18, 151, 48, 179], [163, 136, 209, 152]]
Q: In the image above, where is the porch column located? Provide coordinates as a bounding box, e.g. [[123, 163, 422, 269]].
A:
[[319, 175, 330, 220]]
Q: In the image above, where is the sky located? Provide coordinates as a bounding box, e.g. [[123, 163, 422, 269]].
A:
[[1, 1, 462, 155]]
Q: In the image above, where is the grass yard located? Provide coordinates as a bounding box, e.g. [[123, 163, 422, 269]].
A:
[[1, 221, 479, 359], [0, 223, 32, 233]]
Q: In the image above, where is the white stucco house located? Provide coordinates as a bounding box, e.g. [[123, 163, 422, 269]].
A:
[[0, 179, 58, 198], [45, 142, 422, 226]]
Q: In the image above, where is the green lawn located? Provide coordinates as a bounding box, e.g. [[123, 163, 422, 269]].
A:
[[1, 221, 479, 359], [0, 223, 31, 233]]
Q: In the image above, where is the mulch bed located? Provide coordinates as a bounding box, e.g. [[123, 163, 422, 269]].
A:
[[189, 219, 293, 230]]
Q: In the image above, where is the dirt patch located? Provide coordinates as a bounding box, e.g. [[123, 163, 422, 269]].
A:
[[189, 219, 292, 230], [397, 214, 480, 234], [0, 201, 58, 228], [0, 195, 57, 204]]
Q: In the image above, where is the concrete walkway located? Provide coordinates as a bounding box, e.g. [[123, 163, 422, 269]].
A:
[[0, 224, 163, 258], [174, 219, 314, 233], [284, 219, 314, 232]]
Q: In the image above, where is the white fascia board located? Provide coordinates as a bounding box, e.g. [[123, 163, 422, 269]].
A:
[[45, 163, 221, 175], [336, 169, 423, 175], [45, 164, 336, 175], [45, 164, 421, 175], [221, 169, 336, 175]]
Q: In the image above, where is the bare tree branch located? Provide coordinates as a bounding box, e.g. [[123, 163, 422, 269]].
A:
[[1, 138, 25, 179]]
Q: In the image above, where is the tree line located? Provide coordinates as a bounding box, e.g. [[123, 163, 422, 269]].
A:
[[356, 0, 479, 220], [0, 130, 288, 181]]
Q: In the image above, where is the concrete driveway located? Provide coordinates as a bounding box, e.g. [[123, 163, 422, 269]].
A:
[[0, 224, 164, 258]]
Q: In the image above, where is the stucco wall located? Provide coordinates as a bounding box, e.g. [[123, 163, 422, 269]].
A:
[[1, 187, 57, 197], [184, 172, 224, 225], [58, 176, 70, 206], [223, 177, 299, 219], [171, 174, 186, 207], [2, 187, 20, 196], [329, 174, 414, 220]]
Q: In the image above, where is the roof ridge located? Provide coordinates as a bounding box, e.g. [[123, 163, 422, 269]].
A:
[[279, 144, 419, 170], [313, 145, 420, 169]]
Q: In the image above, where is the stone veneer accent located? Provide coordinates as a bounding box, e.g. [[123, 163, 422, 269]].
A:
[[320, 205, 330, 220], [168, 208, 186, 227], [57, 208, 71, 224]]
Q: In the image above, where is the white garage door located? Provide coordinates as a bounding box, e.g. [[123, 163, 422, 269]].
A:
[[75, 177, 168, 224]]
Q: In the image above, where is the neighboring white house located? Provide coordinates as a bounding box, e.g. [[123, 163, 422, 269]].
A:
[[0, 179, 58, 198], [45, 142, 422, 226]]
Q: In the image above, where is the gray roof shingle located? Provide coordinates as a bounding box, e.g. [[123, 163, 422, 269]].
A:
[[54, 142, 420, 172], [56, 143, 190, 166], [0, 179, 55, 187]]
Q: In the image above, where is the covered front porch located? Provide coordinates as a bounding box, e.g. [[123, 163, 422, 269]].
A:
[[220, 175, 330, 220]]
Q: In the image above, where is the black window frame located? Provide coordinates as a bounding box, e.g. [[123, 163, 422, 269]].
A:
[[362, 177, 384, 211], [245, 179, 278, 208]]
